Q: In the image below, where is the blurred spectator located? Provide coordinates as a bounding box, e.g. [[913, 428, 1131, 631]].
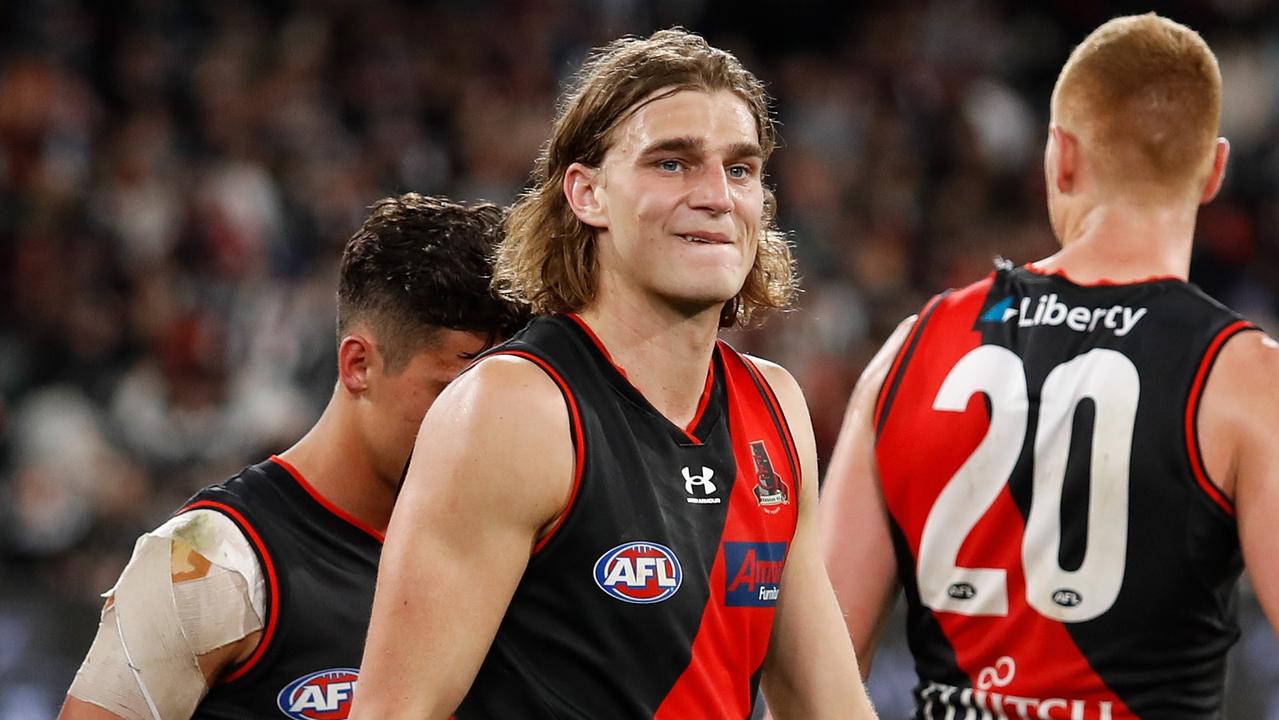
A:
[[1, 1, 1276, 717]]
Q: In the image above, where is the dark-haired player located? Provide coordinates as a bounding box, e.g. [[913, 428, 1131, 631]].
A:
[[823, 14, 1279, 718], [59, 194, 529, 720]]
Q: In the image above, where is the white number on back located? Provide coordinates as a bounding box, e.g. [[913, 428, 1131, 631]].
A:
[[917, 347, 1139, 623]]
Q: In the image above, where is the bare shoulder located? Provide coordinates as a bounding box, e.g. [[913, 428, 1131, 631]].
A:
[[743, 354, 801, 398], [1209, 329, 1279, 424], [852, 315, 917, 403], [438, 353, 572, 436], [406, 351, 575, 530], [458, 352, 569, 400], [1205, 329, 1279, 418], [1198, 327, 1279, 500], [1213, 328, 1279, 385]]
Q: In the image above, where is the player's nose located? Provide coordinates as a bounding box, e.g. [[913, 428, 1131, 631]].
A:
[[688, 164, 733, 215]]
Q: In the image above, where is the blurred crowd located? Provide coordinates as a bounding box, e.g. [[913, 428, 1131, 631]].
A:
[[2, 0, 1277, 717]]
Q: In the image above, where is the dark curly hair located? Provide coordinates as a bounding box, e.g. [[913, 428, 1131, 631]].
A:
[[337, 193, 531, 370]]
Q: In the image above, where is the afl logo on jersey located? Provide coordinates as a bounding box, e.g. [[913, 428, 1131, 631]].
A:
[[594, 542, 683, 604], [277, 668, 358, 719], [1052, 588, 1083, 607]]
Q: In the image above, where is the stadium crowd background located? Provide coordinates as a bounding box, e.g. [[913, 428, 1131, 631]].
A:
[[1, 0, 1277, 717]]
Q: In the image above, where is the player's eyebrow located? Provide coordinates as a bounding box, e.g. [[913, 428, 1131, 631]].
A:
[[638, 137, 764, 162], [724, 141, 765, 162], [639, 136, 705, 159]]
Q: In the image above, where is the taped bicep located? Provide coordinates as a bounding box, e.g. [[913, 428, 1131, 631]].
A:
[[67, 510, 265, 720]]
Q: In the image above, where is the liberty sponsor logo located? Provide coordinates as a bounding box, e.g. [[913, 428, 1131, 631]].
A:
[[917, 656, 1116, 719], [277, 668, 358, 719], [724, 541, 787, 607], [749, 441, 789, 513], [981, 294, 1147, 337], [682, 466, 720, 504], [593, 542, 682, 604]]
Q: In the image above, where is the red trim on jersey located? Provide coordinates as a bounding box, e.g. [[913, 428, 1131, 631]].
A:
[[1023, 262, 1183, 286], [488, 350, 587, 554], [654, 348, 799, 720], [568, 312, 715, 445], [875, 279, 1135, 716], [683, 358, 717, 442], [177, 499, 280, 684], [1184, 320, 1255, 517], [874, 292, 945, 432], [735, 351, 802, 491], [565, 313, 628, 379], [269, 455, 385, 543]]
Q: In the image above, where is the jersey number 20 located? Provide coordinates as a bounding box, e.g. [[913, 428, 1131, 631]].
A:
[[917, 346, 1138, 623]]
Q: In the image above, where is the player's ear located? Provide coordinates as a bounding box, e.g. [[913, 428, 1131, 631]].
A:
[[1199, 137, 1230, 205], [338, 334, 373, 394], [564, 162, 608, 229], [1048, 124, 1080, 195]]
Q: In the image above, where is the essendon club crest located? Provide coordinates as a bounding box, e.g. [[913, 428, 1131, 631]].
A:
[[749, 441, 789, 513]]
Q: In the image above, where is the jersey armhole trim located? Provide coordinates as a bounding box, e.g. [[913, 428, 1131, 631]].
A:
[[1184, 319, 1257, 518], [175, 499, 280, 684], [486, 349, 586, 555], [874, 292, 948, 436], [735, 350, 803, 493]]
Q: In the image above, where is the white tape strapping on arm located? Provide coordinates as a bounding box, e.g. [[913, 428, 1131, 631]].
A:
[[68, 510, 267, 719], [153, 510, 266, 624]]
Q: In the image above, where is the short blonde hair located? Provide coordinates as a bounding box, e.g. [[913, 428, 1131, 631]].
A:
[[1052, 13, 1221, 197], [495, 28, 796, 328]]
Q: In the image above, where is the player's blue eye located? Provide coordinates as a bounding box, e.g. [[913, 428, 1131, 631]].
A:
[[659, 160, 682, 172], [728, 165, 750, 179]]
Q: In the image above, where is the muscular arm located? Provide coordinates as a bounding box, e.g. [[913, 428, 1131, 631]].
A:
[[350, 356, 574, 720], [1198, 330, 1279, 633], [754, 359, 877, 720], [820, 317, 915, 675], [59, 511, 264, 720]]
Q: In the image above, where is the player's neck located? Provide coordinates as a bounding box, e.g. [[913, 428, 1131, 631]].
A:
[[1040, 201, 1195, 284], [576, 298, 719, 429], [277, 395, 395, 536]]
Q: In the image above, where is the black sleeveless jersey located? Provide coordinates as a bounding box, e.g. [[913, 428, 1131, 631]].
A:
[[872, 263, 1258, 719], [455, 314, 803, 720], [180, 457, 382, 720]]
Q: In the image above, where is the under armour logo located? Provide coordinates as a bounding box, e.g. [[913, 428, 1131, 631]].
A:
[[975, 656, 1015, 690], [682, 466, 716, 496]]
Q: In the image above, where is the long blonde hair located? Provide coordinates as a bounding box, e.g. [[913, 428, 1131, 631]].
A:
[[495, 28, 796, 328]]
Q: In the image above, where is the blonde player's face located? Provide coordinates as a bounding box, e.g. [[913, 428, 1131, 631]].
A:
[[591, 89, 765, 316]]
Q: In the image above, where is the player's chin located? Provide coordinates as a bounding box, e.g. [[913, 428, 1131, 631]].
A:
[[663, 282, 744, 316]]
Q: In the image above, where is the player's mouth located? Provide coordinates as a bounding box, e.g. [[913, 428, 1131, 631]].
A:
[[678, 232, 731, 245]]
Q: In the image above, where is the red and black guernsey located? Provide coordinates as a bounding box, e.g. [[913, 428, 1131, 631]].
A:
[[179, 457, 382, 720], [456, 314, 801, 720], [873, 262, 1259, 719]]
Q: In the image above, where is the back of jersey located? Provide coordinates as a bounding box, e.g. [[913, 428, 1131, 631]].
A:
[[874, 263, 1256, 719]]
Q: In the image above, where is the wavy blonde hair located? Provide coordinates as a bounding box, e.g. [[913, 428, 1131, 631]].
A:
[[495, 28, 795, 328]]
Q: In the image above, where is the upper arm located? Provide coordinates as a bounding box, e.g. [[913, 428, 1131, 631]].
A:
[[1201, 330, 1279, 631], [353, 354, 575, 719], [820, 316, 915, 671], [60, 510, 265, 720], [752, 359, 877, 718]]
